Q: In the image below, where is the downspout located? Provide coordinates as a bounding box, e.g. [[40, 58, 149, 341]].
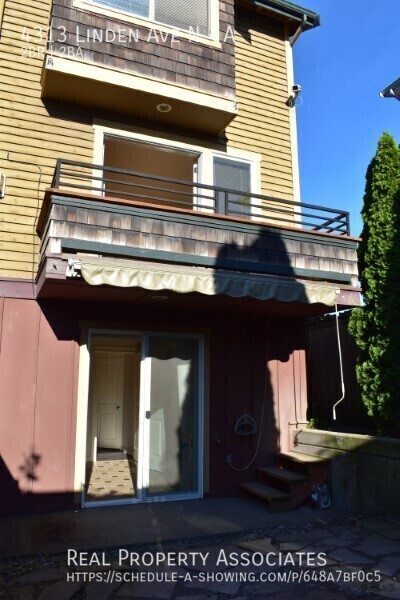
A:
[[290, 15, 311, 47], [332, 304, 346, 420]]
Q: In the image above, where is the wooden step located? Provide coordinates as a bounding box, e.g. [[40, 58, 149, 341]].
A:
[[257, 466, 307, 483], [240, 481, 290, 501], [279, 451, 329, 464], [277, 451, 330, 487]]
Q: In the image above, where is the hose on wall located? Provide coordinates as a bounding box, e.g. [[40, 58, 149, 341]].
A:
[[228, 323, 269, 472]]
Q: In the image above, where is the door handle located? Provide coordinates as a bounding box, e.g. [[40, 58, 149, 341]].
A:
[[116, 406, 121, 410], [145, 410, 151, 419]]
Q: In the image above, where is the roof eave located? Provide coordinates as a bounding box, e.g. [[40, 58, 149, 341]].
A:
[[380, 78, 400, 101], [244, 0, 320, 35]]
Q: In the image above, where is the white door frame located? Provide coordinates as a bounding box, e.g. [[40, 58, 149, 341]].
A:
[[81, 329, 204, 508]]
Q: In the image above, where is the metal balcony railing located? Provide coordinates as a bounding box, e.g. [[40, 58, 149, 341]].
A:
[[52, 159, 351, 236]]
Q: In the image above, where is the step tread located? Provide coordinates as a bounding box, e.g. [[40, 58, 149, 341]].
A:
[[257, 466, 307, 482], [279, 451, 329, 464], [240, 481, 291, 501]]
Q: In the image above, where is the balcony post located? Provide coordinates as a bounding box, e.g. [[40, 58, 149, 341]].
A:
[[215, 189, 228, 215]]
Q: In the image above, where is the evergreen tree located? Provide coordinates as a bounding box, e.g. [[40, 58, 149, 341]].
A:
[[349, 132, 400, 432]]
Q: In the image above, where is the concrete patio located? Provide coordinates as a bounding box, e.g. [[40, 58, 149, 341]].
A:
[[0, 497, 347, 557], [1, 499, 400, 598]]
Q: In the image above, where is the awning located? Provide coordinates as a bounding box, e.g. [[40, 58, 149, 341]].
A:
[[66, 258, 340, 306]]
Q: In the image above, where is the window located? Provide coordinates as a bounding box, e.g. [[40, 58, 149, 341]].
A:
[[214, 157, 252, 217], [92, 0, 210, 36]]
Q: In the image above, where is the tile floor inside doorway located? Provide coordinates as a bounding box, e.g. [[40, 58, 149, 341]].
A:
[[85, 450, 137, 501]]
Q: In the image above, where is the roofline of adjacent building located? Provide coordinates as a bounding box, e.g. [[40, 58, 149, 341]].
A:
[[380, 78, 400, 100], [244, 0, 321, 31]]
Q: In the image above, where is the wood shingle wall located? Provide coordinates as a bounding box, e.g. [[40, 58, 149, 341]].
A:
[[40, 193, 359, 285], [50, 0, 236, 99]]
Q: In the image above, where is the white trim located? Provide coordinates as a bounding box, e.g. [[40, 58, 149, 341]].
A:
[[94, 125, 213, 207], [73, 0, 221, 47], [141, 333, 151, 498], [73, 328, 91, 494], [94, 121, 213, 162], [80, 328, 204, 508], [45, 54, 236, 115], [92, 123, 262, 214], [104, 132, 202, 159], [285, 25, 301, 203]]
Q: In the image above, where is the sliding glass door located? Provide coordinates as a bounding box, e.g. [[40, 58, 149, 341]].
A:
[[143, 335, 202, 498], [84, 331, 203, 506]]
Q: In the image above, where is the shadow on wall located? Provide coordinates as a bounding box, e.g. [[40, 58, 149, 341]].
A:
[[0, 454, 75, 516], [212, 222, 307, 494]]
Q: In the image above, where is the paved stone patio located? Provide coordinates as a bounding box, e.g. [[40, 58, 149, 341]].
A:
[[1, 514, 400, 599]]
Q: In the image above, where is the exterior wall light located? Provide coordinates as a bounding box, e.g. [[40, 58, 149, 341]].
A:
[[157, 103, 172, 113]]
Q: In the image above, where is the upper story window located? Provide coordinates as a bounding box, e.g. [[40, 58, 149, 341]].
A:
[[91, 0, 211, 36]]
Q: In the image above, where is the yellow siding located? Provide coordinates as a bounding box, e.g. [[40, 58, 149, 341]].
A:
[[225, 10, 294, 201], [0, 0, 94, 279], [0, 1, 295, 279]]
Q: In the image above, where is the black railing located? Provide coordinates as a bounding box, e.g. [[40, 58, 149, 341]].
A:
[[52, 159, 351, 236]]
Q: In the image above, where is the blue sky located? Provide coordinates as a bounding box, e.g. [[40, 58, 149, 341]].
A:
[[293, 0, 400, 237]]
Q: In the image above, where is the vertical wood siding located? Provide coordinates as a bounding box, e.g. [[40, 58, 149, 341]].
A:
[[0, 0, 94, 279], [306, 313, 369, 429], [0, 297, 80, 513], [0, 297, 306, 512], [225, 6, 294, 201]]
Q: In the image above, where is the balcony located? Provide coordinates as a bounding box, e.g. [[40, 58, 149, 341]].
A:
[[36, 159, 360, 312]]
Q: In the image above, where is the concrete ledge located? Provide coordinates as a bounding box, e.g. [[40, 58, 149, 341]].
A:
[[293, 429, 400, 516], [294, 429, 400, 460]]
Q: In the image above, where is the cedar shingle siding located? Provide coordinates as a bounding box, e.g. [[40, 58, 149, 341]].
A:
[[50, 0, 236, 98]]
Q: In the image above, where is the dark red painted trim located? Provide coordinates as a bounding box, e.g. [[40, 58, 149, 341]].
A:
[[0, 278, 36, 299]]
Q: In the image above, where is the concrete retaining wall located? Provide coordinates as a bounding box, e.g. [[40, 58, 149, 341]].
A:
[[293, 429, 400, 516]]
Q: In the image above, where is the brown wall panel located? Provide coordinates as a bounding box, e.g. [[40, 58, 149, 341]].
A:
[[0, 298, 80, 512], [0, 296, 307, 512], [208, 313, 306, 495], [32, 307, 79, 497], [0, 299, 40, 500], [306, 313, 369, 430]]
